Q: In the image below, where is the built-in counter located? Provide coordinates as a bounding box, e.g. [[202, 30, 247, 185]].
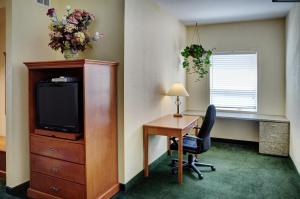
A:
[[183, 110, 289, 157]]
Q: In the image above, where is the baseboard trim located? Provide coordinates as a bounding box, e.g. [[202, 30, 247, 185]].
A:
[[5, 152, 167, 197], [211, 137, 259, 147], [119, 138, 257, 192], [119, 138, 298, 194], [27, 188, 57, 199], [99, 183, 120, 199], [289, 156, 300, 175], [120, 152, 168, 192], [6, 181, 30, 198]]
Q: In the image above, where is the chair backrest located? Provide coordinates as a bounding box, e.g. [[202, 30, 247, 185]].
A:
[[197, 105, 216, 152], [198, 105, 216, 139]]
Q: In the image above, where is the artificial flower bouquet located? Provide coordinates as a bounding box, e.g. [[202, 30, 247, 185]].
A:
[[47, 6, 103, 58]]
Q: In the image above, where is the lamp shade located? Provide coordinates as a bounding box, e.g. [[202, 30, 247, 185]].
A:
[[167, 83, 189, 97]]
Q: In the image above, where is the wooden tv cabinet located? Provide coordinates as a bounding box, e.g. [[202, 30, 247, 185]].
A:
[[25, 60, 118, 199]]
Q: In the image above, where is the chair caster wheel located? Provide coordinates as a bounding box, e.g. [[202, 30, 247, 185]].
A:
[[198, 174, 203, 180], [211, 166, 216, 171], [170, 160, 177, 167]]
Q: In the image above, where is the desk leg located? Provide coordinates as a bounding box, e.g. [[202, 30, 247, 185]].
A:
[[143, 127, 149, 177], [178, 134, 183, 184]]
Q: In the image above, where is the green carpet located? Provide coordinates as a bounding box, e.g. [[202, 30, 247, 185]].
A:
[[114, 142, 300, 199], [0, 142, 299, 199], [0, 178, 20, 199]]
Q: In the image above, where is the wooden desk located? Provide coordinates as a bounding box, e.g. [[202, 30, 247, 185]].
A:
[[184, 110, 288, 122], [143, 115, 199, 184]]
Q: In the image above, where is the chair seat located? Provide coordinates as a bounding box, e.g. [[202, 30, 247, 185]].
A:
[[170, 136, 200, 153]]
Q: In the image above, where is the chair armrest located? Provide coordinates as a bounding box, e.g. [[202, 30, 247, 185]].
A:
[[184, 135, 204, 152]]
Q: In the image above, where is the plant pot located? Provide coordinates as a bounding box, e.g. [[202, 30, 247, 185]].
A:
[[63, 49, 79, 60]]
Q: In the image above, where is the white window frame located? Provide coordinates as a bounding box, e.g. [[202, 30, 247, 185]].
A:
[[36, 0, 51, 7], [209, 51, 258, 113]]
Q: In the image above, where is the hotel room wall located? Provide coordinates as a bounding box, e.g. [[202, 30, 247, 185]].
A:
[[186, 19, 286, 142], [5, 0, 65, 187], [286, 4, 300, 173], [55, 0, 126, 184], [5, 0, 125, 187], [0, 4, 5, 137], [124, 0, 186, 183]]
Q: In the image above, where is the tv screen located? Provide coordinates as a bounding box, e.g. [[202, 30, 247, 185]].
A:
[[36, 82, 81, 133]]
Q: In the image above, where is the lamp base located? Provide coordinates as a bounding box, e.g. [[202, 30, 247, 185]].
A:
[[173, 113, 183, 117]]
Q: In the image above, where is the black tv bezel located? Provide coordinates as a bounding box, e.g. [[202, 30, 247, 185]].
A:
[[35, 81, 82, 134]]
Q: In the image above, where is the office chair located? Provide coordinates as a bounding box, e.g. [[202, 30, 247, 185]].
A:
[[169, 105, 216, 179]]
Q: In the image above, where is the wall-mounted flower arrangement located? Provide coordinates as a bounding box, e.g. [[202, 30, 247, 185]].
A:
[[47, 6, 103, 59]]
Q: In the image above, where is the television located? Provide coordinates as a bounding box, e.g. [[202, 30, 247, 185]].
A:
[[36, 81, 82, 133]]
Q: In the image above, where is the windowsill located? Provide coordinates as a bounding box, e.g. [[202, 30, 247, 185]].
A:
[[183, 110, 289, 123], [215, 109, 257, 114]]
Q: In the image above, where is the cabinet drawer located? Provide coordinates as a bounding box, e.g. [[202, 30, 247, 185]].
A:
[[259, 131, 289, 143], [31, 135, 85, 164], [259, 141, 289, 156], [260, 122, 289, 135], [31, 154, 85, 184], [259, 122, 289, 144], [31, 172, 85, 199]]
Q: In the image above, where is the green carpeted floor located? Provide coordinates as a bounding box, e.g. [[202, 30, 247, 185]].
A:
[[0, 178, 20, 199], [0, 142, 300, 199], [114, 142, 300, 199]]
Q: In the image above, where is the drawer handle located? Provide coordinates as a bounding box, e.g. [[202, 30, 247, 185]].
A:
[[48, 147, 58, 152], [51, 167, 59, 173], [50, 186, 60, 192]]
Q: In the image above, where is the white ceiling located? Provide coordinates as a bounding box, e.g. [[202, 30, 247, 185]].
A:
[[153, 0, 295, 25]]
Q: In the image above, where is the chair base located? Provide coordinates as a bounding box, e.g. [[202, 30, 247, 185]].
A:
[[170, 154, 216, 180]]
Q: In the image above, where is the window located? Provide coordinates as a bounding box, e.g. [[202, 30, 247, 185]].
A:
[[210, 53, 257, 112], [37, 0, 50, 6]]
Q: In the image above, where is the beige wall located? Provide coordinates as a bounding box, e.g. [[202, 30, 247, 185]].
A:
[[5, 0, 63, 187], [6, 0, 124, 187], [286, 4, 300, 173], [54, 0, 125, 184], [186, 19, 286, 142], [0, 5, 5, 137], [124, 0, 186, 183]]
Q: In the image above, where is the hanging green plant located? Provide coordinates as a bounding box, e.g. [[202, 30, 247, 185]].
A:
[[181, 23, 215, 80], [181, 44, 214, 79]]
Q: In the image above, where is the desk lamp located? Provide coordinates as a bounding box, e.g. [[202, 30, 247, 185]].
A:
[[167, 83, 189, 117]]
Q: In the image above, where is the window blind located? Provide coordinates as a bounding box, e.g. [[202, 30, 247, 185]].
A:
[[210, 53, 257, 112]]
